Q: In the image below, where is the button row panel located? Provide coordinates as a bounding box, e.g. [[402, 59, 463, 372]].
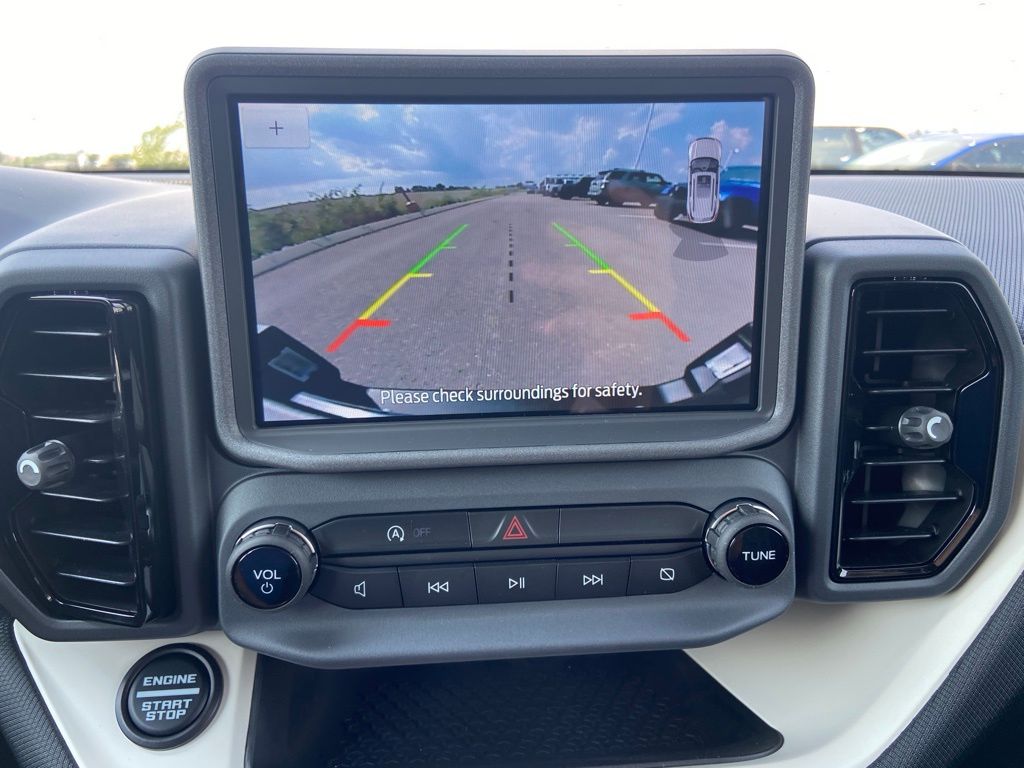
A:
[[313, 504, 708, 556], [309, 549, 710, 609]]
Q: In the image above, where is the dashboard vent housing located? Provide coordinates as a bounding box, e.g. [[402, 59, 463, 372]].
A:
[[0, 294, 170, 625], [833, 280, 1002, 581]]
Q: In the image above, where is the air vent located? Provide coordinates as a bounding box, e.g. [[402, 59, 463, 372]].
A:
[[833, 280, 1002, 581], [0, 294, 170, 625]]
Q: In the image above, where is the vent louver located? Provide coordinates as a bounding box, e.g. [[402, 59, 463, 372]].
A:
[[833, 280, 1002, 581], [0, 294, 169, 625]]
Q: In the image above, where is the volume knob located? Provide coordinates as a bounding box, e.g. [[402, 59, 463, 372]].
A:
[[704, 501, 791, 587], [227, 519, 318, 610]]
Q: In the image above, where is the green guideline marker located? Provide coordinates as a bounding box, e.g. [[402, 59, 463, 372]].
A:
[[410, 223, 468, 274], [552, 222, 611, 270]]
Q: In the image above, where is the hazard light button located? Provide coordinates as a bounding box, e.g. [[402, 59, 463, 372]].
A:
[[469, 508, 559, 548]]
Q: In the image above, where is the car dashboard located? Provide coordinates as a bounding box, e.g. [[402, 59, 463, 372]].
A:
[[1, 50, 1024, 768]]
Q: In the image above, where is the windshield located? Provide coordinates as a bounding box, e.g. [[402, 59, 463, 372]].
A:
[[2, 1, 1020, 175], [846, 136, 979, 170]]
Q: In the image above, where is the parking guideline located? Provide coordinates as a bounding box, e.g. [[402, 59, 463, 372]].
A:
[[359, 223, 467, 320], [553, 222, 689, 343], [326, 223, 468, 352]]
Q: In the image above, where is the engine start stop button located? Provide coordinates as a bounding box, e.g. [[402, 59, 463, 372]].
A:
[[117, 645, 221, 749]]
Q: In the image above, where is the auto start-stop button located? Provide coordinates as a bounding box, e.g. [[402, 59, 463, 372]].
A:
[[117, 645, 222, 749]]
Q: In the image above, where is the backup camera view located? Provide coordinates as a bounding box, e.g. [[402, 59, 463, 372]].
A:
[[238, 100, 768, 422]]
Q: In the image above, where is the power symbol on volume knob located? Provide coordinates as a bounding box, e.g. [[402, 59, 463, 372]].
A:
[[228, 520, 318, 610]]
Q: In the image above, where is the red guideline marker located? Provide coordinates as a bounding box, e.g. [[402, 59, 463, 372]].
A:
[[629, 311, 691, 343], [325, 318, 391, 353]]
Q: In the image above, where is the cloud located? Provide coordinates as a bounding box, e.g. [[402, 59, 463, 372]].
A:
[[650, 103, 685, 131], [388, 143, 427, 160], [493, 113, 609, 177], [615, 103, 683, 142], [710, 119, 753, 153], [318, 140, 383, 173], [354, 104, 379, 122]]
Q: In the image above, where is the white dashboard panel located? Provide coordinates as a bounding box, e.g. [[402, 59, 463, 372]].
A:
[[14, 628, 255, 768], [690, 425, 1024, 766]]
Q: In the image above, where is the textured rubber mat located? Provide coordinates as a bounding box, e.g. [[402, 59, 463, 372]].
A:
[[249, 652, 781, 768]]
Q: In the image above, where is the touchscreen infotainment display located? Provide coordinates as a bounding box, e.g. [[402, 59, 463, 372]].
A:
[[235, 99, 771, 424]]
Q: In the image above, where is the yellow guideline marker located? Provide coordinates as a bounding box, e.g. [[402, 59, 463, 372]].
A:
[[357, 225, 467, 319], [555, 221, 660, 313], [359, 274, 413, 320], [606, 269, 660, 313]]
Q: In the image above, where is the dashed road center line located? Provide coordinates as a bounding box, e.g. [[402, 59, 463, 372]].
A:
[[508, 224, 515, 302]]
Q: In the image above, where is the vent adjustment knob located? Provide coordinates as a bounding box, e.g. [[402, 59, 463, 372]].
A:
[[704, 501, 790, 587], [897, 406, 954, 449], [228, 519, 318, 610], [16, 440, 74, 490]]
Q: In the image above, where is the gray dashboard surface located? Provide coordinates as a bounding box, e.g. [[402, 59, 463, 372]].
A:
[[0, 166, 166, 249], [811, 174, 1024, 338]]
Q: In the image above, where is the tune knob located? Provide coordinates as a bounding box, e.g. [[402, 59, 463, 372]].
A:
[[704, 501, 791, 587], [16, 440, 75, 490], [228, 519, 318, 610]]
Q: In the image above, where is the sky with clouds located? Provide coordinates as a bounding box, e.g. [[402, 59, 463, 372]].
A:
[[239, 100, 766, 209]]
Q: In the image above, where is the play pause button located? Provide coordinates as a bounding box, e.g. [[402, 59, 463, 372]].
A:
[[475, 562, 556, 604], [556, 559, 630, 599]]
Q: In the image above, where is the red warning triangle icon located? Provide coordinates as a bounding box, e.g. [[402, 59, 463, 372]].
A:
[[502, 515, 529, 541]]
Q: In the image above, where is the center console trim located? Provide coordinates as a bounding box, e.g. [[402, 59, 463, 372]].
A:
[[216, 457, 794, 668]]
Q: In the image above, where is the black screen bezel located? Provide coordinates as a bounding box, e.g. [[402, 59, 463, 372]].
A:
[[230, 94, 774, 427]]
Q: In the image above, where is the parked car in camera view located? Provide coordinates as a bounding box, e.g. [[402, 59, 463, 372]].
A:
[[686, 137, 722, 223], [655, 165, 761, 233], [589, 168, 670, 206], [587, 169, 613, 197], [539, 176, 559, 195], [845, 133, 1024, 172], [541, 175, 579, 196], [557, 175, 595, 199], [523, 180, 539, 193], [811, 126, 905, 169]]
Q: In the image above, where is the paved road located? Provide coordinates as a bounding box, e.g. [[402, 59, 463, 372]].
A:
[[253, 194, 757, 393]]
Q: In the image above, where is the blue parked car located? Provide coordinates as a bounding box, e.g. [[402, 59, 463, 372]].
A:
[[654, 165, 761, 233], [846, 133, 1024, 172]]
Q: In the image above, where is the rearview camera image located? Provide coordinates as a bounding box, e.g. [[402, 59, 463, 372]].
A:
[[236, 100, 769, 423]]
